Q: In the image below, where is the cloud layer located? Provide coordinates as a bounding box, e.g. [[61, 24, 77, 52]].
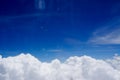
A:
[[0, 53, 120, 80]]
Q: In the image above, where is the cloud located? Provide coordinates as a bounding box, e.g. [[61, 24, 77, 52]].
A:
[[106, 54, 120, 71], [89, 19, 120, 44], [90, 29, 120, 44], [0, 53, 120, 80], [47, 49, 63, 53]]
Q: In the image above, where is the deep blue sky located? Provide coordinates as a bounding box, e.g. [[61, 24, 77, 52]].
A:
[[0, 0, 120, 61]]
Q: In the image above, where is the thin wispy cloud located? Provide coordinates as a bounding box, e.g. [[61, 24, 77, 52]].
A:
[[89, 19, 120, 45], [90, 29, 120, 44], [47, 49, 63, 53]]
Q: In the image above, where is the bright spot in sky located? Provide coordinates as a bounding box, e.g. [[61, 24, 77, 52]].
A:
[[38, 0, 45, 10], [0, 53, 120, 80]]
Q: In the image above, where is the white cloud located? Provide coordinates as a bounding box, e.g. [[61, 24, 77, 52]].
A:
[[106, 54, 120, 71], [0, 53, 120, 80], [89, 18, 120, 45], [90, 29, 120, 44]]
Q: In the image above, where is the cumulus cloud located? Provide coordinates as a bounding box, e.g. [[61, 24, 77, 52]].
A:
[[0, 53, 120, 80], [106, 54, 120, 71]]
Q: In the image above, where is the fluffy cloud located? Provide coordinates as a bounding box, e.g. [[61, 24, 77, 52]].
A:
[[0, 53, 120, 80]]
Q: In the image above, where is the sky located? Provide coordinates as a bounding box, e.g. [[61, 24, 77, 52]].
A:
[[0, 0, 120, 61]]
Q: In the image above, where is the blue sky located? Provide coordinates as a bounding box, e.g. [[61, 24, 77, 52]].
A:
[[0, 0, 120, 61]]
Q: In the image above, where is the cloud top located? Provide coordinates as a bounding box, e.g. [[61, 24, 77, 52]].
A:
[[0, 53, 120, 80]]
